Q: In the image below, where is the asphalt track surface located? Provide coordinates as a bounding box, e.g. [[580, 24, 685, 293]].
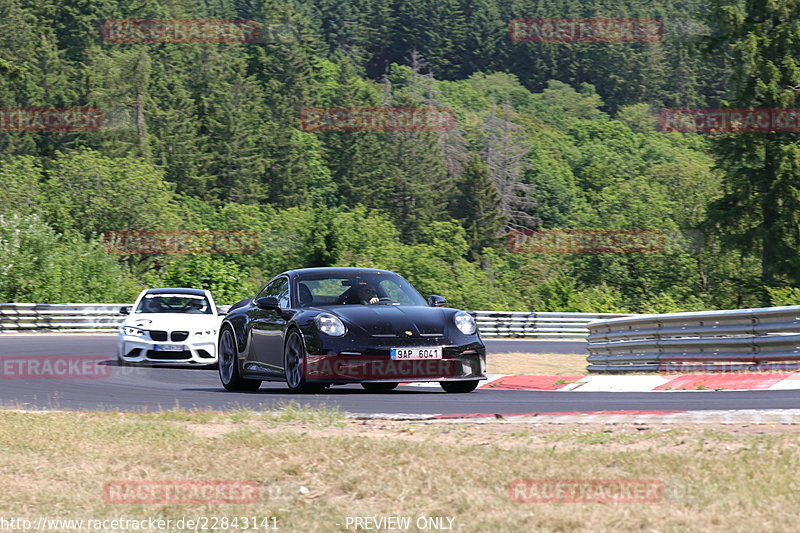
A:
[[2, 335, 799, 415]]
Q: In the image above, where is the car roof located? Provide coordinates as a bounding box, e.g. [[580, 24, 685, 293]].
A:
[[284, 267, 397, 278], [144, 287, 208, 296]]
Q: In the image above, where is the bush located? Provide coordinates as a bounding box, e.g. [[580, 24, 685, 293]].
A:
[[0, 214, 140, 302], [160, 255, 252, 304], [766, 286, 800, 307]]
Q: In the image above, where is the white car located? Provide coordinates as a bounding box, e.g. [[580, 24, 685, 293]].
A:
[[117, 288, 224, 366]]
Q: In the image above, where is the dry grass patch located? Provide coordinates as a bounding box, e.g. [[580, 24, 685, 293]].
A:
[[1, 408, 800, 532], [487, 352, 589, 375]]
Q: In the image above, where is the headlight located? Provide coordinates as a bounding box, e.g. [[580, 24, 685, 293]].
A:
[[123, 326, 145, 337], [454, 311, 477, 335], [314, 313, 346, 336], [194, 329, 217, 337]]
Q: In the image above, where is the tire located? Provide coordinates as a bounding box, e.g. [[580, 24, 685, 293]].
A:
[[218, 326, 261, 391], [284, 330, 327, 394], [440, 380, 480, 393], [361, 382, 399, 392]]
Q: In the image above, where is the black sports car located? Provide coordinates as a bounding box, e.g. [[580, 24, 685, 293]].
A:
[[218, 267, 486, 393]]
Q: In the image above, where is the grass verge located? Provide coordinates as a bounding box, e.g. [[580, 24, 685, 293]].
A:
[[1, 407, 799, 532], [487, 352, 588, 375]]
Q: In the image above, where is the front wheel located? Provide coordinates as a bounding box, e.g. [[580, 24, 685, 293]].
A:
[[218, 327, 261, 391], [284, 330, 327, 394], [440, 380, 480, 393]]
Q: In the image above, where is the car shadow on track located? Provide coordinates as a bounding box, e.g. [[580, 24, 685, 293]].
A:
[[180, 386, 442, 395], [103, 360, 218, 370]]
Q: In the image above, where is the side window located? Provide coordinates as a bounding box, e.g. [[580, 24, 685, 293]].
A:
[[254, 283, 271, 301], [275, 278, 290, 308], [256, 277, 290, 308]]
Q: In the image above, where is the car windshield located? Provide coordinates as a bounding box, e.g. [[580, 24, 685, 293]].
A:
[[296, 272, 427, 308], [135, 293, 213, 314]]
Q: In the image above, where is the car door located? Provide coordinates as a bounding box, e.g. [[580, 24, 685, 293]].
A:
[[247, 276, 290, 377]]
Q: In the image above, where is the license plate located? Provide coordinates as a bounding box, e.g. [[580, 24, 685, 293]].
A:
[[390, 347, 442, 360], [155, 344, 184, 352]]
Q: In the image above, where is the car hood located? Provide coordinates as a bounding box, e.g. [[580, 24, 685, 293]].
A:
[[324, 305, 452, 337], [123, 313, 222, 331]]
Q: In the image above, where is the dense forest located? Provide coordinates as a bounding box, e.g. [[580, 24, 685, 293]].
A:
[[0, 0, 798, 312]]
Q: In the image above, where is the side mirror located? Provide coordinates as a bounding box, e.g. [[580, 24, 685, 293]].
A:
[[119, 306, 131, 316], [428, 295, 447, 307], [255, 296, 280, 310], [216, 305, 230, 316]]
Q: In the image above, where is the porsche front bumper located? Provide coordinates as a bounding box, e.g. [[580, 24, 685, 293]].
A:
[[303, 341, 486, 383]]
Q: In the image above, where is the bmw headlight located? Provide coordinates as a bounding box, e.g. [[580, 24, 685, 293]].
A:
[[123, 326, 145, 337], [315, 313, 346, 336], [454, 311, 477, 335]]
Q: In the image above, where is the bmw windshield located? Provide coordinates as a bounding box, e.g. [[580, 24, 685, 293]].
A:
[[135, 293, 213, 314]]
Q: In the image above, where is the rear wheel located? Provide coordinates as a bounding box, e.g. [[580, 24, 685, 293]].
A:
[[284, 330, 327, 394], [218, 327, 261, 391], [360, 382, 399, 392], [440, 380, 480, 393]]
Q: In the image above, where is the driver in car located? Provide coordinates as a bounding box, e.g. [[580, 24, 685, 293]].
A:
[[357, 283, 380, 305]]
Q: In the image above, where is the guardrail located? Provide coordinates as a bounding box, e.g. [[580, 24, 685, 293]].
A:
[[587, 305, 800, 372], [0, 303, 233, 333], [0, 303, 128, 332], [473, 311, 630, 338], [0, 304, 628, 337]]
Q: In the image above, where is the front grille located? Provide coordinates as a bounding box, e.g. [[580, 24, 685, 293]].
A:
[[146, 350, 191, 360], [370, 332, 444, 338], [197, 350, 214, 359], [149, 330, 167, 341], [171, 331, 189, 341]]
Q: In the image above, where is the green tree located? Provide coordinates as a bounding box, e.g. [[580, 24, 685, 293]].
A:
[[87, 49, 152, 159], [459, 0, 507, 77], [42, 149, 179, 237], [161, 254, 250, 304], [0, 156, 42, 216], [704, 0, 800, 294], [0, 214, 139, 303], [455, 154, 505, 259], [390, 0, 466, 78]]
